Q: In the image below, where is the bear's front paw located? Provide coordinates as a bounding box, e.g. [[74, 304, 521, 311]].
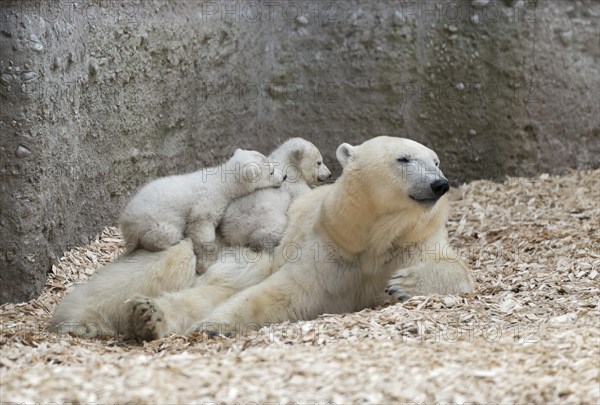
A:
[[128, 297, 169, 342], [186, 320, 239, 338], [386, 267, 420, 302]]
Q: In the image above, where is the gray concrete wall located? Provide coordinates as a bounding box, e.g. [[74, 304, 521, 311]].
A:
[[263, 0, 599, 181], [1, 0, 598, 303]]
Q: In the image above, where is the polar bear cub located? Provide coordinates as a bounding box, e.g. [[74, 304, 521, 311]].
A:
[[48, 239, 197, 338], [219, 138, 331, 250], [120, 149, 284, 255]]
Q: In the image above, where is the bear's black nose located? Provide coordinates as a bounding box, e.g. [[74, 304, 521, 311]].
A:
[[430, 179, 449, 198]]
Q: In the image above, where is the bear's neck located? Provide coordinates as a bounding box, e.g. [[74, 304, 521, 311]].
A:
[[320, 177, 378, 255], [320, 175, 447, 257]]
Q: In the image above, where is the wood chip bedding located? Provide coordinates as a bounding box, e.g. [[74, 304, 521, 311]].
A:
[[1, 169, 598, 404]]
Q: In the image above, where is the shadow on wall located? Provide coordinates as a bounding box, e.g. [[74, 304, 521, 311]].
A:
[[0, 0, 598, 303]]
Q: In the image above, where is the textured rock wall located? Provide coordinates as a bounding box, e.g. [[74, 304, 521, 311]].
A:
[[0, 0, 277, 303], [1, 0, 598, 303], [263, 0, 599, 181]]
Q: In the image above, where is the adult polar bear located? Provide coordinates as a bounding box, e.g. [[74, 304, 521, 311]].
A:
[[129, 136, 474, 340]]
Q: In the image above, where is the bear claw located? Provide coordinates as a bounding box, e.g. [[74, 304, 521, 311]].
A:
[[128, 297, 167, 342], [386, 287, 410, 302]]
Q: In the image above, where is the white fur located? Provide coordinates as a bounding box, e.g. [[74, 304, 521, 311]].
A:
[[124, 137, 474, 340], [119, 149, 284, 260], [48, 239, 197, 338], [219, 138, 331, 250]]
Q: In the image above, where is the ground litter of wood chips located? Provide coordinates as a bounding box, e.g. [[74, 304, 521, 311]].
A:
[[1, 169, 599, 404]]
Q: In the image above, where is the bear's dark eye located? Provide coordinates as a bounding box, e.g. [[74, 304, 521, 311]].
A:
[[317, 162, 322, 166], [434, 160, 440, 167], [397, 157, 410, 163]]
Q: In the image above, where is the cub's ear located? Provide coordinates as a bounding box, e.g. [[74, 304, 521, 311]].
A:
[[290, 148, 304, 162], [242, 164, 261, 182], [336, 143, 354, 167]]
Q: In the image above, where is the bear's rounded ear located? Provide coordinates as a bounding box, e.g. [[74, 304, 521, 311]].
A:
[[290, 148, 304, 162], [336, 143, 354, 167], [241, 163, 261, 182]]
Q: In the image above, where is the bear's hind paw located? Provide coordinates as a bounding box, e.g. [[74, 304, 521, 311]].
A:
[[128, 297, 168, 342]]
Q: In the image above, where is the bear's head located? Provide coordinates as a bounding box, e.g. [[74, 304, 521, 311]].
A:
[[283, 138, 332, 186], [228, 149, 285, 190], [336, 136, 449, 211]]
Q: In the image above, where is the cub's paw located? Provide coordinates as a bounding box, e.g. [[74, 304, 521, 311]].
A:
[[128, 297, 168, 342], [386, 267, 420, 302], [194, 260, 208, 275]]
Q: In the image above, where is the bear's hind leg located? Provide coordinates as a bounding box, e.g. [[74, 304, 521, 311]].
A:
[[127, 296, 170, 341], [139, 222, 184, 252]]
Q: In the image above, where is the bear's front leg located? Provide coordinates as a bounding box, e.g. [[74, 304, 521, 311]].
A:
[[127, 284, 237, 341], [187, 272, 302, 337], [386, 256, 474, 302]]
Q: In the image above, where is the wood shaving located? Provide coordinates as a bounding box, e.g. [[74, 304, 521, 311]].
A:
[[1, 169, 599, 403]]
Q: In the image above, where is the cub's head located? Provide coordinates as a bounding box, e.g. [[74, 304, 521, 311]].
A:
[[336, 136, 449, 211], [229, 149, 284, 189], [280, 138, 332, 186]]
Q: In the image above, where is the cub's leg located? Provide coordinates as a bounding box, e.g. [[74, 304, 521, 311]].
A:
[[386, 252, 474, 302], [247, 222, 285, 251], [138, 221, 185, 252], [186, 218, 217, 274]]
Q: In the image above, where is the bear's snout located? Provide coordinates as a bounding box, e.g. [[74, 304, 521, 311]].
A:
[[430, 179, 450, 198], [318, 172, 332, 182]]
